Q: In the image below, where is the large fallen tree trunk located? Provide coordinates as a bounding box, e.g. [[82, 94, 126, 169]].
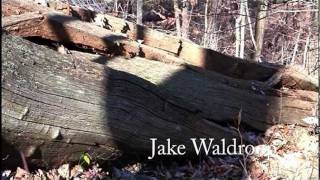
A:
[[85, 13, 318, 91], [70, 51, 318, 130], [1, 11, 317, 127], [2, 0, 318, 91], [1, 0, 318, 168], [2, 32, 317, 166], [53, 5, 318, 90], [2, 33, 242, 167]]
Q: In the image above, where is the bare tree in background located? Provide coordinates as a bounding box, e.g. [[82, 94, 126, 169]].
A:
[[174, 0, 181, 37], [181, 0, 190, 38], [106, 0, 317, 72], [203, 0, 209, 45], [113, 0, 118, 13], [180, 0, 197, 39], [239, 0, 246, 58], [253, 0, 268, 62], [203, 0, 220, 51], [137, 0, 143, 25], [235, 0, 246, 58], [245, 1, 257, 51]]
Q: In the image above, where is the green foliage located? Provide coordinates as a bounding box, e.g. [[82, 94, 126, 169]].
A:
[[79, 152, 92, 167]]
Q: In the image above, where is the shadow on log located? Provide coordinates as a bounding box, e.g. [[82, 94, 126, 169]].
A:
[[2, 32, 317, 168], [2, 33, 242, 168]]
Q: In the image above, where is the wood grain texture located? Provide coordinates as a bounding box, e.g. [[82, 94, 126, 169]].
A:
[[2, 0, 318, 91], [2, 33, 240, 167], [70, 51, 317, 131], [1, 0, 318, 168]]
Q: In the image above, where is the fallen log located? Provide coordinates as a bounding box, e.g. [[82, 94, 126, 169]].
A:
[[2, 12, 185, 66], [70, 50, 318, 130], [2, 33, 241, 167], [1, 1, 318, 168], [2, 4, 318, 91], [91, 14, 318, 91], [59, 7, 317, 90], [2, 11, 317, 130], [2, 33, 317, 168]]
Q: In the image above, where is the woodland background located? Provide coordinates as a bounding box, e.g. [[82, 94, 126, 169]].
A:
[[63, 0, 319, 75]]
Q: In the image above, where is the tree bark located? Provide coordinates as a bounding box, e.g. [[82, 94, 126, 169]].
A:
[[181, 1, 189, 39], [136, 0, 143, 25], [203, 0, 209, 46], [235, 14, 241, 57], [252, 0, 268, 62], [173, 0, 181, 38], [235, 0, 245, 58], [245, 1, 257, 52], [239, 0, 246, 58], [113, 0, 118, 13]]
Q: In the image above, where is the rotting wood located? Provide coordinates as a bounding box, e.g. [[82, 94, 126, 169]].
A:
[[70, 50, 317, 102], [2, 12, 185, 66], [2, 0, 318, 91], [2, 34, 317, 168], [1, 5, 318, 168], [2, 9, 318, 91], [72, 9, 318, 90], [2, 33, 241, 167], [68, 49, 317, 131]]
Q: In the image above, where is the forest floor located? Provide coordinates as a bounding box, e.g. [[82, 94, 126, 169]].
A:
[[2, 124, 318, 179]]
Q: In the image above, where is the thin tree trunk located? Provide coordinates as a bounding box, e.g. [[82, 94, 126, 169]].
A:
[[235, 15, 241, 57], [203, 0, 209, 46], [125, 0, 130, 19], [281, 45, 284, 65], [181, 1, 189, 39], [303, 29, 311, 69], [203, 0, 219, 50], [253, 0, 268, 62], [239, 0, 246, 58], [113, 0, 118, 13], [136, 0, 143, 25], [173, 0, 181, 38], [290, 30, 301, 65], [245, 2, 256, 51]]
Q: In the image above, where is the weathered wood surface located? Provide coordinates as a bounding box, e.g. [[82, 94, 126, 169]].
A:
[[2, 6, 317, 129], [70, 50, 318, 130], [1, 0, 318, 167], [2, 2, 318, 91], [92, 13, 318, 91], [2, 33, 241, 167], [2, 11, 186, 66], [67, 10, 317, 89], [2, 33, 317, 167], [81, 7, 182, 54]]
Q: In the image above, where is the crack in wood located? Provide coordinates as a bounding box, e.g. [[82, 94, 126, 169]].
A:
[[2, 99, 29, 120]]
